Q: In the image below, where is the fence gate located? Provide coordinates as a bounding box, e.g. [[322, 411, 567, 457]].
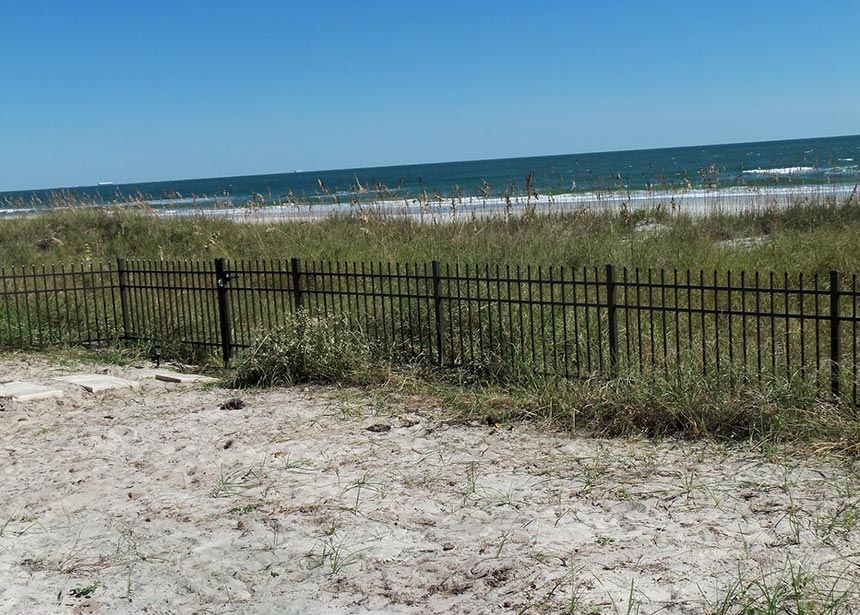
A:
[[117, 259, 223, 358]]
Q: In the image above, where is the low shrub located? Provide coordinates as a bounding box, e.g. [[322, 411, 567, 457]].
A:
[[228, 311, 380, 387]]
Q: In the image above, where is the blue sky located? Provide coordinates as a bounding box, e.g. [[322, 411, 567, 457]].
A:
[[1, 0, 858, 191]]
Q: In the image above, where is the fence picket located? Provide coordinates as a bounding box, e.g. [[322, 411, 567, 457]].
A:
[[831, 269, 842, 398]]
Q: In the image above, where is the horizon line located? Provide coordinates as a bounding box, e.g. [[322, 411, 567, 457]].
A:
[[2, 132, 858, 195]]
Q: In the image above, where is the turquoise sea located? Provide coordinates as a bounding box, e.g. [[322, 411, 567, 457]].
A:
[[1, 134, 859, 215]]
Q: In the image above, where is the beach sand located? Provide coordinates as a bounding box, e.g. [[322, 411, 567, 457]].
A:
[[1, 355, 858, 614]]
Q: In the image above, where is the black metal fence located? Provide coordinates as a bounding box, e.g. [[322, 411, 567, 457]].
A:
[[2, 258, 860, 402], [0, 263, 119, 349]]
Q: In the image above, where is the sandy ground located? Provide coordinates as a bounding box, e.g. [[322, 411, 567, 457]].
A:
[[1, 356, 859, 615]]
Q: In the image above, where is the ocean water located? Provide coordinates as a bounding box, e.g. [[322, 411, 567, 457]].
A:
[[2, 134, 859, 216]]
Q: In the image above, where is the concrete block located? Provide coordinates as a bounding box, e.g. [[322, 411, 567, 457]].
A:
[[56, 374, 140, 393], [0, 381, 64, 401], [155, 372, 218, 384]]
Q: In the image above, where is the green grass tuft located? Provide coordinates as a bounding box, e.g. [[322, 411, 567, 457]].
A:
[[227, 311, 382, 388]]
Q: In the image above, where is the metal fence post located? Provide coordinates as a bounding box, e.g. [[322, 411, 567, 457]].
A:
[[606, 263, 618, 373], [432, 260, 445, 366], [291, 257, 304, 312], [830, 269, 841, 399], [214, 258, 233, 366], [116, 258, 131, 343]]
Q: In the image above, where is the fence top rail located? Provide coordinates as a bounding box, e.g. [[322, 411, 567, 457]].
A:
[[123, 268, 216, 278], [4, 259, 860, 297], [0, 266, 117, 278], [5, 258, 857, 278], [615, 280, 831, 296], [123, 259, 215, 270], [211, 271, 841, 299], [0, 283, 117, 294], [121, 283, 216, 292]]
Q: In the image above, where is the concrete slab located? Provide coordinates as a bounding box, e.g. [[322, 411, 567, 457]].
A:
[[125, 369, 162, 380], [154, 372, 218, 384], [55, 374, 140, 393], [0, 381, 64, 402]]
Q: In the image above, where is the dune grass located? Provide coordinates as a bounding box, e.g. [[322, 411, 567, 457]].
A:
[[1, 195, 860, 275]]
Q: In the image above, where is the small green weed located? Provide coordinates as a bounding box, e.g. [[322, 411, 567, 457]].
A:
[[228, 500, 265, 515], [69, 580, 101, 598], [307, 527, 367, 575]]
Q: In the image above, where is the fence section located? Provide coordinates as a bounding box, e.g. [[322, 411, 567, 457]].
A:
[[118, 259, 222, 357], [615, 268, 848, 394], [441, 264, 608, 379], [2, 258, 860, 402], [0, 262, 119, 348], [296, 260, 438, 364]]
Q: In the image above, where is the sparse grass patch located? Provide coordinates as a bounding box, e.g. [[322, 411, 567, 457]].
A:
[[360, 365, 860, 451], [306, 526, 368, 575], [211, 459, 270, 498], [709, 560, 859, 615]]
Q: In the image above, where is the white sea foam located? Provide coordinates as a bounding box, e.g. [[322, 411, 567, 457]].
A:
[[826, 165, 860, 175], [141, 183, 858, 223], [145, 196, 227, 206], [742, 166, 815, 176], [4, 183, 857, 223]]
